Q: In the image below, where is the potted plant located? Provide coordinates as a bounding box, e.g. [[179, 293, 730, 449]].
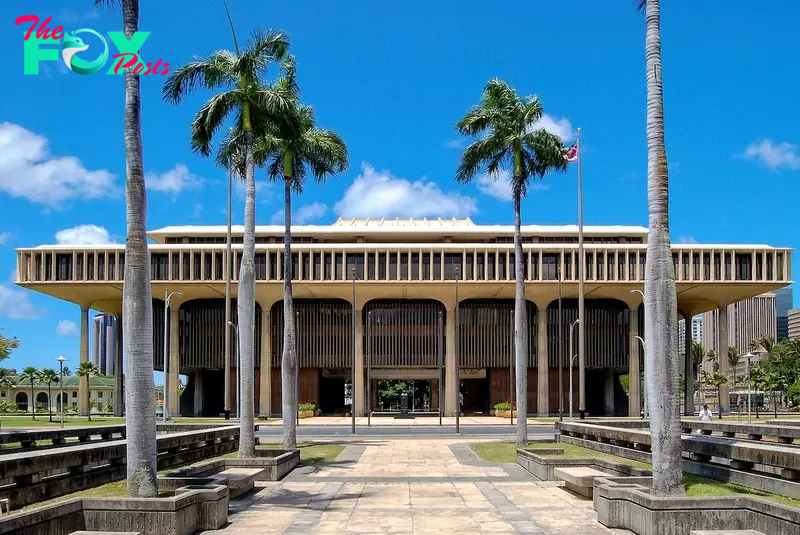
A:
[[297, 402, 317, 419]]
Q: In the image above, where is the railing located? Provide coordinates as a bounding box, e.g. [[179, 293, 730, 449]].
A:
[[15, 244, 793, 285]]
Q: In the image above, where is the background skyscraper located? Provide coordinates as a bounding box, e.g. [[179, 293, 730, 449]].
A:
[[92, 314, 116, 375], [773, 286, 793, 340]]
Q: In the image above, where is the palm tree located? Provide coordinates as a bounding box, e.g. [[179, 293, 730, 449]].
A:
[[219, 61, 347, 450], [19, 367, 41, 421], [727, 346, 741, 385], [0, 368, 14, 399], [76, 362, 99, 421], [61, 366, 72, 377], [163, 14, 291, 457], [40, 368, 59, 423], [94, 0, 156, 498], [691, 341, 710, 380], [701, 370, 729, 419], [634, 0, 684, 496], [454, 78, 566, 445]]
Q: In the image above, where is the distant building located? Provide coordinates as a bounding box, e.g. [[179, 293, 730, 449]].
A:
[[2, 375, 115, 413], [702, 293, 777, 376], [92, 314, 116, 376], [679, 315, 703, 355], [788, 308, 800, 341], [774, 287, 793, 340]]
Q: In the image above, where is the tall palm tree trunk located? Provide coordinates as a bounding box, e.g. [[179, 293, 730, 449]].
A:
[[87, 382, 93, 421], [282, 160, 298, 450], [30, 382, 35, 421], [121, 0, 157, 498], [237, 107, 257, 457], [643, 0, 684, 496], [48, 384, 52, 422], [512, 177, 528, 445]]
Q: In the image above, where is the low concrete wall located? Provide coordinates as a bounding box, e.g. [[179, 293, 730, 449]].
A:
[[594, 477, 800, 535], [516, 449, 651, 481], [162, 449, 299, 484], [0, 484, 227, 535], [0, 426, 126, 451], [0, 426, 240, 509], [680, 421, 800, 443]]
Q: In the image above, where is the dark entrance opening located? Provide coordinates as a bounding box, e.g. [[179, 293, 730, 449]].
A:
[[460, 378, 489, 414], [376, 380, 432, 412], [319, 369, 347, 415]]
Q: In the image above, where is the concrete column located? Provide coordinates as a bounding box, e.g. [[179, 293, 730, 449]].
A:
[[167, 306, 180, 417], [259, 309, 271, 416], [445, 307, 457, 416], [193, 370, 205, 416], [629, 308, 641, 417], [114, 314, 123, 416], [79, 304, 89, 416], [684, 313, 694, 416], [537, 310, 548, 416], [92, 316, 100, 369], [354, 308, 365, 416], [604, 368, 615, 416], [718, 306, 730, 414]]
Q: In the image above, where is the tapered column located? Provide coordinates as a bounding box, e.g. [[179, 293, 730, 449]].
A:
[[683, 313, 694, 416], [79, 304, 89, 416], [259, 309, 271, 416], [718, 306, 730, 413], [167, 306, 180, 417], [354, 308, 365, 416], [114, 313, 123, 416], [445, 307, 458, 416], [537, 311, 548, 416], [604, 369, 615, 415], [629, 308, 641, 416]]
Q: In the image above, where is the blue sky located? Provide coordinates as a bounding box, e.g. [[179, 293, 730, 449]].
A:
[[1, 1, 798, 374]]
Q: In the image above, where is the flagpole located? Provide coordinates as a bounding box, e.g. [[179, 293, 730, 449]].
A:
[[577, 127, 586, 420]]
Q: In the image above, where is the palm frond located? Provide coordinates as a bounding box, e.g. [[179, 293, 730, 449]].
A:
[[634, 0, 647, 12], [455, 138, 507, 183], [161, 52, 236, 104], [190, 89, 240, 156], [301, 128, 349, 181], [235, 29, 289, 80]]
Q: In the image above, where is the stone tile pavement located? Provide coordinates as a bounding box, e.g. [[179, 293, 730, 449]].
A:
[[202, 439, 631, 534]]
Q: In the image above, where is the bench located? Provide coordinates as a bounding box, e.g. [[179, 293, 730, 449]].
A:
[[70, 532, 141, 535], [212, 467, 264, 499], [553, 466, 611, 498], [680, 421, 800, 444]]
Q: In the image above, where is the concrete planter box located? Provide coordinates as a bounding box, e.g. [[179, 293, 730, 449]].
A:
[[495, 410, 517, 418], [298, 411, 315, 419], [594, 477, 800, 535], [0, 484, 227, 535], [516, 449, 651, 482]]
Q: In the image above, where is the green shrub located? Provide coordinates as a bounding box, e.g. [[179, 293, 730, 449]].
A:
[[788, 380, 800, 407], [298, 402, 317, 412], [0, 401, 18, 413], [493, 402, 514, 411]]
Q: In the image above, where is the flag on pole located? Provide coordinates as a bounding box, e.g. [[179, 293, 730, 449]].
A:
[[564, 140, 579, 163]]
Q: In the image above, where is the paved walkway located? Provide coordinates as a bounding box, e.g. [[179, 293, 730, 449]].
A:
[[204, 439, 629, 534]]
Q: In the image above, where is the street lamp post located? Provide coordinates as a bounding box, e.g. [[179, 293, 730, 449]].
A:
[[163, 290, 182, 423], [228, 321, 240, 422], [56, 356, 66, 429], [455, 266, 460, 434], [224, 155, 233, 420], [351, 267, 357, 434], [557, 266, 563, 421], [569, 319, 579, 419], [630, 289, 646, 419]]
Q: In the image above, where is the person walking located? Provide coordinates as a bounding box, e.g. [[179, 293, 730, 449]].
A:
[[699, 404, 713, 423]]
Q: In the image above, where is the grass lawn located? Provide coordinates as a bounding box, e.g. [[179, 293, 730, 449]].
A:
[[684, 474, 800, 508], [0, 416, 126, 428], [469, 440, 651, 469]]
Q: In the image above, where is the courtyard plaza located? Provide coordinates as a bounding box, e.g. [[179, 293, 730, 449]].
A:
[[206, 438, 628, 534]]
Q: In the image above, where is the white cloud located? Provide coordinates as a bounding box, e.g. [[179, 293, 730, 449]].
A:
[[145, 164, 203, 197], [444, 139, 467, 150], [272, 202, 328, 225], [56, 320, 79, 337], [476, 169, 548, 202], [55, 225, 112, 245], [334, 163, 478, 219], [530, 113, 576, 142], [192, 203, 203, 218], [678, 236, 698, 244], [0, 122, 116, 208], [0, 284, 44, 319], [0, 232, 9, 245], [742, 139, 800, 171]]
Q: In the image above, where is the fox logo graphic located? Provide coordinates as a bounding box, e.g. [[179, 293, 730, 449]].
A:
[[61, 29, 108, 75]]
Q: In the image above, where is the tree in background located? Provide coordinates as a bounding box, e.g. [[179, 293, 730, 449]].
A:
[[19, 367, 41, 421], [0, 330, 20, 361], [0, 368, 14, 400], [701, 370, 729, 419], [691, 341, 711, 380], [454, 78, 566, 445], [61, 366, 72, 377], [77, 362, 99, 421], [727, 346, 741, 385], [40, 368, 60, 422]]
